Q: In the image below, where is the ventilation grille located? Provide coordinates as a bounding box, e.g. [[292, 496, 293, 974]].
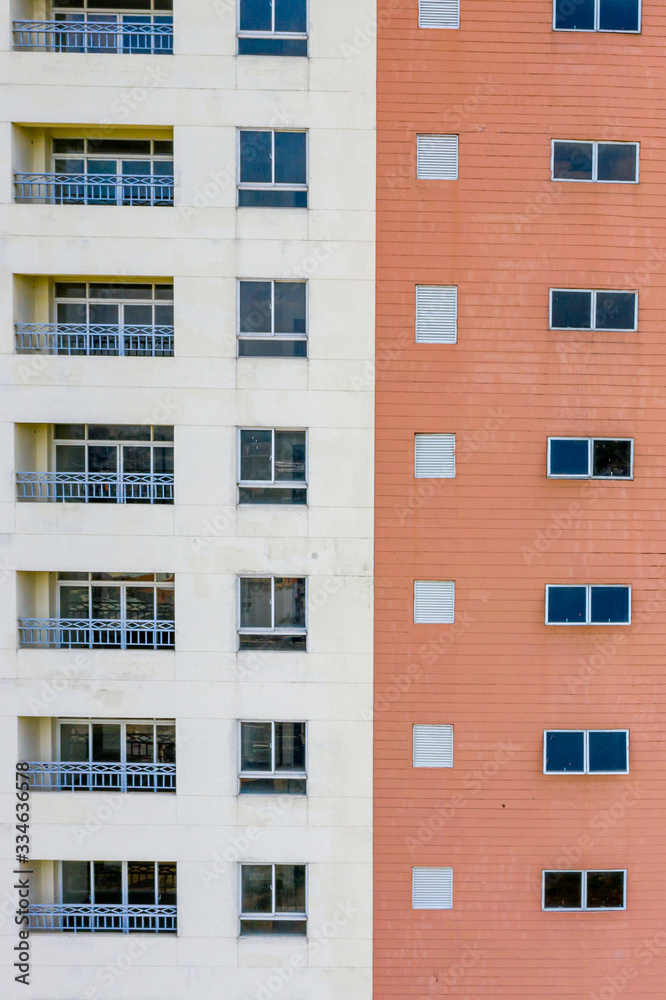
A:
[[419, 0, 460, 28], [412, 867, 453, 909], [413, 724, 454, 767], [416, 135, 459, 180], [415, 434, 456, 478], [414, 580, 455, 623], [416, 285, 457, 344]]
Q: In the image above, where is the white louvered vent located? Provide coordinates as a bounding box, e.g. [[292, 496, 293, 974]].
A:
[[414, 580, 455, 624], [413, 724, 454, 767], [415, 434, 456, 479], [416, 135, 458, 180], [415, 285, 457, 344], [419, 0, 460, 29], [412, 867, 453, 909]]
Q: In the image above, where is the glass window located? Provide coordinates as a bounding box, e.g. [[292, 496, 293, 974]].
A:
[[599, 0, 640, 31], [545, 730, 628, 774], [238, 280, 307, 358], [548, 438, 632, 479], [54, 575, 175, 649], [239, 429, 307, 504], [588, 731, 628, 773], [586, 871, 625, 908], [53, 282, 174, 358], [50, 138, 174, 205], [240, 721, 306, 794], [238, 0, 308, 56], [553, 141, 593, 180], [547, 585, 630, 624], [238, 130, 308, 208], [545, 731, 585, 773], [555, 0, 595, 28], [590, 586, 630, 624], [595, 291, 636, 330], [239, 577, 306, 650], [597, 142, 638, 182], [546, 586, 587, 623], [552, 141, 638, 183], [240, 864, 307, 935], [592, 440, 632, 478], [555, 0, 639, 31], [550, 290, 592, 329], [548, 438, 589, 477], [543, 871, 583, 909]]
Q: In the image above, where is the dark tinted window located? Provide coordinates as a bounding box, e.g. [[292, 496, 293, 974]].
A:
[[240, 430, 273, 481], [555, 0, 595, 29], [544, 871, 582, 909], [599, 0, 639, 31], [551, 290, 592, 329], [275, 132, 307, 185], [275, 722, 306, 771], [240, 0, 272, 31], [595, 291, 635, 330], [553, 141, 593, 180], [242, 865, 273, 912], [275, 431, 306, 482], [590, 586, 629, 623], [240, 281, 272, 333], [597, 143, 637, 182], [275, 0, 307, 33], [241, 721, 272, 771], [545, 731, 585, 772], [53, 138, 85, 154], [586, 871, 625, 908], [592, 440, 631, 478], [588, 731, 628, 772], [87, 139, 151, 155], [240, 131, 273, 184], [275, 864, 306, 912], [547, 586, 586, 623], [549, 439, 589, 476], [275, 282, 306, 333]]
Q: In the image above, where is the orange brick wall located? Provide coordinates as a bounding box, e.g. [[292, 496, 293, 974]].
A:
[[375, 1, 666, 996]]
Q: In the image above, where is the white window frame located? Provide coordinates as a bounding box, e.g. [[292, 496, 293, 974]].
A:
[[237, 576, 307, 641], [551, 140, 640, 183], [237, 129, 309, 194], [238, 720, 307, 784], [54, 281, 173, 329], [56, 573, 174, 621], [239, 863, 308, 931], [237, 0, 309, 40], [52, 137, 173, 176], [543, 729, 629, 775], [53, 425, 174, 480], [541, 870, 627, 911], [553, 0, 641, 33], [59, 860, 174, 907], [237, 428, 308, 491], [236, 278, 308, 345], [57, 718, 175, 766], [546, 437, 634, 480], [545, 584, 631, 625], [548, 289, 637, 331]]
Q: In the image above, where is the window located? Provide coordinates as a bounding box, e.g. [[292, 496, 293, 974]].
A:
[[415, 434, 456, 478], [550, 289, 637, 331], [554, 0, 640, 32], [43, 0, 173, 54], [238, 280, 307, 358], [238, 0, 308, 55], [542, 870, 626, 910], [240, 864, 306, 935], [417, 135, 458, 180], [239, 721, 306, 793], [50, 424, 174, 503], [419, 0, 460, 29], [51, 137, 174, 205], [53, 281, 174, 355], [59, 860, 177, 931], [412, 867, 453, 909], [56, 719, 176, 790], [238, 577, 306, 650], [546, 585, 630, 625], [238, 429, 306, 504], [547, 439, 633, 479], [56, 572, 175, 648], [238, 130, 307, 208], [415, 285, 457, 343], [552, 141, 639, 183], [544, 730, 628, 774], [414, 581, 455, 624], [413, 724, 454, 767]]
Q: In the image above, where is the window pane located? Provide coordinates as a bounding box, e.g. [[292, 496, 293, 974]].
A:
[[53, 138, 85, 154], [91, 585, 121, 618], [555, 0, 595, 29], [240, 131, 273, 184], [240, 281, 272, 334], [88, 425, 151, 441], [595, 291, 635, 330], [274, 431, 306, 482], [123, 447, 152, 474], [275, 864, 306, 913], [241, 721, 273, 771], [553, 141, 593, 180], [275, 132, 307, 185], [87, 446, 117, 474], [89, 283, 152, 299], [60, 723, 89, 762], [592, 440, 631, 478], [89, 139, 151, 156], [126, 723, 154, 762], [597, 144, 637, 182], [274, 577, 305, 628], [56, 445, 86, 474], [543, 871, 582, 909], [240, 578, 273, 629], [586, 871, 625, 908], [55, 424, 86, 440], [156, 587, 175, 621], [274, 282, 306, 334], [125, 587, 155, 620], [545, 731, 585, 772], [158, 862, 177, 905], [240, 430, 273, 482], [275, 722, 306, 771], [588, 731, 627, 772], [62, 861, 90, 904], [57, 302, 88, 324], [599, 0, 639, 31], [94, 861, 123, 905], [551, 290, 592, 329], [92, 724, 121, 762], [124, 304, 153, 325], [127, 862, 155, 905], [275, 0, 307, 33], [242, 865, 273, 913], [60, 586, 91, 618], [240, 0, 272, 31], [547, 586, 587, 623], [157, 725, 176, 763], [549, 439, 589, 476], [56, 282, 87, 299], [239, 338, 307, 358], [590, 587, 629, 624]]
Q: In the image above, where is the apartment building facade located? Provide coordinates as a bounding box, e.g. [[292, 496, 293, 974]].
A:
[[0, 2, 375, 998], [375, 0, 666, 997]]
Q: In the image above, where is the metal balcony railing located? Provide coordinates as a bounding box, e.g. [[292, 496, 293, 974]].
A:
[[18, 619, 175, 650], [14, 173, 174, 206], [16, 472, 174, 503], [28, 904, 177, 933], [26, 761, 176, 792], [13, 20, 173, 54], [15, 324, 174, 357]]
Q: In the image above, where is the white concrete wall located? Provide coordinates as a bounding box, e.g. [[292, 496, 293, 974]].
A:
[[0, 0, 375, 996]]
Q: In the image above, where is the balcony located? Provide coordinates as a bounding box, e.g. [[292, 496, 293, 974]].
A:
[[14, 173, 174, 206], [19, 618, 175, 649], [13, 18, 173, 54], [26, 760, 175, 791], [15, 324, 173, 356], [28, 903, 177, 933], [17, 472, 174, 503]]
